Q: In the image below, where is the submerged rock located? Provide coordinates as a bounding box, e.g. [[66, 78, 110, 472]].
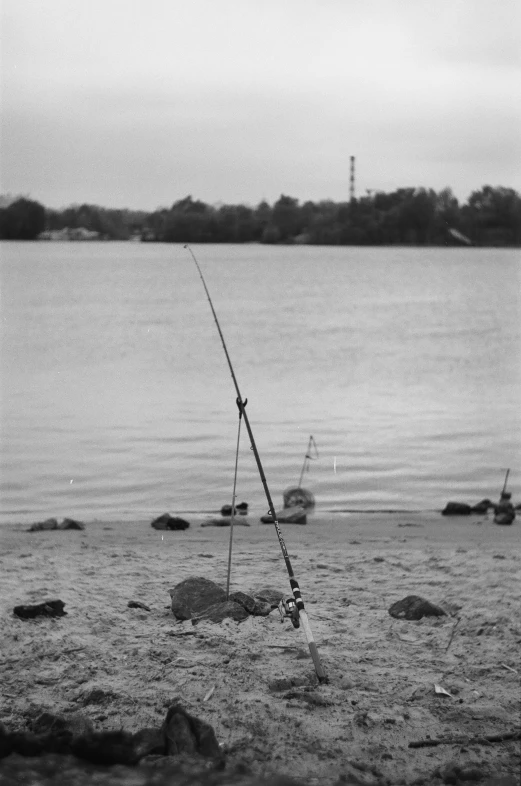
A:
[[388, 595, 446, 621], [151, 513, 190, 530]]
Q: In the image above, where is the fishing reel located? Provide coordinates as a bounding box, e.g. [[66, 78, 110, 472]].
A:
[[277, 597, 300, 629]]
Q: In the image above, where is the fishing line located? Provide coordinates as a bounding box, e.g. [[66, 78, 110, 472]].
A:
[[184, 244, 327, 683], [225, 400, 243, 600]]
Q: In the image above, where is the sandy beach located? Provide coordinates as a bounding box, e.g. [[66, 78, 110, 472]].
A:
[[1, 511, 520, 785]]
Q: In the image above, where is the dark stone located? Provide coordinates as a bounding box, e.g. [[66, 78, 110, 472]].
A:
[[0, 703, 222, 769], [220, 502, 248, 516], [161, 704, 221, 759], [0, 721, 13, 759], [81, 688, 118, 706], [13, 599, 67, 619], [260, 505, 306, 524], [28, 518, 58, 532], [169, 577, 227, 621], [9, 730, 47, 756], [131, 726, 165, 759], [192, 600, 250, 624], [441, 502, 472, 516], [30, 712, 94, 739], [470, 498, 494, 513], [128, 600, 151, 611], [252, 600, 273, 616], [388, 595, 446, 620], [57, 518, 85, 530], [71, 729, 139, 765], [252, 587, 285, 608], [229, 591, 256, 614], [151, 513, 190, 530]]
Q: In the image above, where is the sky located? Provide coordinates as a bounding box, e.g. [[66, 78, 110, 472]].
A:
[[1, 0, 520, 210]]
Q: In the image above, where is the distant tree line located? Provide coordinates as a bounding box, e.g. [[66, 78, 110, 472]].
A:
[[1, 185, 520, 246]]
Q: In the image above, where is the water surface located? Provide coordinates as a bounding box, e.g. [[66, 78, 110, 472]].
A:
[[1, 242, 519, 523]]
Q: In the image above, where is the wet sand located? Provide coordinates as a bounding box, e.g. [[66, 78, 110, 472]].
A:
[[1, 511, 520, 784]]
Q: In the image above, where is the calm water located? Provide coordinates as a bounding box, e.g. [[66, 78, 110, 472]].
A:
[[1, 242, 520, 524]]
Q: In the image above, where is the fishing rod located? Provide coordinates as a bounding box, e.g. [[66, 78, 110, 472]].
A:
[[298, 435, 319, 489], [184, 245, 327, 683], [500, 468, 510, 497]]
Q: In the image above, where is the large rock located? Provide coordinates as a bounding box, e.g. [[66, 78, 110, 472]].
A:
[[169, 577, 226, 621], [251, 587, 285, 608], [229, 591, 273, 617], [151, 513, 190, 531], [260, 505, 306, 524], [388, 595, 446, 620], [162, 704, 221, 758], [441, 502, 472, 516], [192, 600, 250, 624]]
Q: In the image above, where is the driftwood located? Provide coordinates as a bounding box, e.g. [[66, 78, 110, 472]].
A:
[[409, 729, 521, 748]]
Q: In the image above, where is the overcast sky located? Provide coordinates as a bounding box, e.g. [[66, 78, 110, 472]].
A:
[[1, 0, 520, 210]]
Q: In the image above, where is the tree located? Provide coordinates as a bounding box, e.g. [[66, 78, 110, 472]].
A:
[[0, 198, 46, 239]]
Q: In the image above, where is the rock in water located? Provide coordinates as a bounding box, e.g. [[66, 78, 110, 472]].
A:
[[13, 599, 67, 619], [260, 505, 306, 524], [220, 501, 249, 516], [471, 498, 494, 513], [388, 595, 446, 620], [151, 513, 190, 530], [57, 518, 85, 530], [441, 502, 472, 516], [28, 518, 59, 532], [169, 577, 226, 620]]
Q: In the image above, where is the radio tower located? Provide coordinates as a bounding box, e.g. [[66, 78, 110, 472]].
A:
[[349, 156, 356, 201]]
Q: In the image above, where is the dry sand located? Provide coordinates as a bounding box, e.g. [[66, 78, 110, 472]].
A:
[[0, 511, 520, 784]]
